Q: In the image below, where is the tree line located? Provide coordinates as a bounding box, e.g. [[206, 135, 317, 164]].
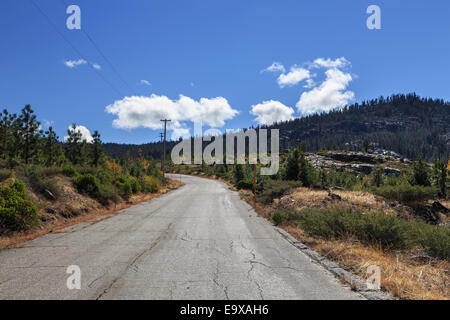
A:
[[0, 105, 104, 168]]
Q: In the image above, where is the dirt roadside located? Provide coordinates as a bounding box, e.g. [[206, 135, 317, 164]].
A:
[[0, 178, 184, 250]]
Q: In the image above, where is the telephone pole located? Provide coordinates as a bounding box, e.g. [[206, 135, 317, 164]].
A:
[[159, 132, 164, 172], [160, 119, 171, 185]]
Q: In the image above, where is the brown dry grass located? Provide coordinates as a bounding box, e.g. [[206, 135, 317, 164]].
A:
[[0, 178, 183, 250], [272, 187, 402, 216], [284, 225, 449, 300]]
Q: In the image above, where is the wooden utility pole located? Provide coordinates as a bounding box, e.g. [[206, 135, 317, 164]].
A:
[[113, 159, 118, 208], [160, 119, 171, 185], [253, 163, 257, 203], [159, 132, 164, 172]]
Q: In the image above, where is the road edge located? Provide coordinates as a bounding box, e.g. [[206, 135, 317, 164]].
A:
[[273, 226, 392, 300]]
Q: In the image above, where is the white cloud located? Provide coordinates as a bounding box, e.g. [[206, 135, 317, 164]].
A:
[[311, 57, 350, 69], [64, 59, 87, 68], [304, 78, 316, 89], [140, 79, 151, 86], [296, 68, 354, 115], [92, 63, 101, 70], [277, 66, 311, 88], [171, 127, 191, 140], [105, 94, 239, 131], [64, 125, 94, 143], [261, 62, 286, 73], [250, 100, 295, 125]]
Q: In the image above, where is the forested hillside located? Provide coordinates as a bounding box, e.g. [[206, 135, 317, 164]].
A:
[[265, 93, 450, 160]]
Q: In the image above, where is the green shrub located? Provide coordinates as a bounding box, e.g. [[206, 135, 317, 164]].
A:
[[95, 168, 113, 185], [62, 164, 78, 177], [272, 212, 286, 225], [139, 176, 161, 193], [236, 180, 253, 190], [273, 207, 450, 260], [0, 180, 39, 231], [26, 166, 60, 200], [96, 183, 115, 205], [118, 181, 132, 200], [130, 179, 141, 194], [374, 184, 437, 202], [258, 180, 302, 204], [72, 174, 99, 195]]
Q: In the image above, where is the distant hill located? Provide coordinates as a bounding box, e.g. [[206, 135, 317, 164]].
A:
[[264, 93, 450, 161], [104, 93, 450, 161]]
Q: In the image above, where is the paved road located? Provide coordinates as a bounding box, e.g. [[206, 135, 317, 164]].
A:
[[0, 175, 363, 300]]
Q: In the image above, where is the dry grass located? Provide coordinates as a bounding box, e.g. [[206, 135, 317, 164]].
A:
[[272, 187, 401, 216], [284, 224, 449, 300]]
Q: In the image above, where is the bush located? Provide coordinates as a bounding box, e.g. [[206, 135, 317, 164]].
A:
[[236, 180, 253, 190], [118, 180, 132, 200], [140, 176, 160, 193], [72, 174, 99, 195], [62, 164, 78, 177], [26, 166, 60, 200], [273, 207, 450, 260], [95, 167, 114, 185], [96, 183, 115, 205], [258, 180, 302, 204], [0, 180, 39, 231], [374, 184, 437, 202], [130, 179, 141, 194]]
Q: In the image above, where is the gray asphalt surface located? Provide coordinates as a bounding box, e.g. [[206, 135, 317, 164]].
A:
[[0, 174, 364, 300]]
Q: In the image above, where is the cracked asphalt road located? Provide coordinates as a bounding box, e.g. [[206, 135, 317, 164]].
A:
[[0, 174, 364, 300]]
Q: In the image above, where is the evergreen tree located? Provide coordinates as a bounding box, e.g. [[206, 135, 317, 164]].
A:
[[432, 159, 448, 197], [363, 139, 370, 153], [284, 148, 300, 181], [65, 124, 83, 165], [298, 152, 316, 187], [91, 130, 104, 167], [233, 164, 244, 183], [371, 165, 384, 187], [18, 105, 41, 164], [409, 156, 430, 186], [43, 126, 63, 166]]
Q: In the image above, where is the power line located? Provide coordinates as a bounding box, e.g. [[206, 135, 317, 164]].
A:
[[59, 0, 134, 92], [29, 0, 124, 96]]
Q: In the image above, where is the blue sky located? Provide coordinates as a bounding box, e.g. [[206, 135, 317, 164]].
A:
[[1, 0, 449, 143]]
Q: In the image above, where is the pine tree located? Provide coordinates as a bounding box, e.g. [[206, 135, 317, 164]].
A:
[[409, 156, 430, 186], [233, 164, 244, 183], [65, 124, 83, 165], [432, 159, 448, 197], [298, 152, 315, 187], [18, 105, 41, 164], [43, 126, 63, 166], [91, 130, 103, 167], [363, 139, 370, 153], [284, 148, 300, 181], [371, 165, 384, 187]]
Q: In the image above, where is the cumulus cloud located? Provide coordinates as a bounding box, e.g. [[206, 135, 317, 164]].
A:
[[250, 100, 295, 125], [277, 66, 311, 88], [64, 125, 94, 143], [296, 68, 354, 115], [311, 57, 350, 69], [105, 94, 239, 132], [92, 63, 102, 70], [140, 80, 151, 86], [64, 59, 87, 68], [261, 62, 286, 73]]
